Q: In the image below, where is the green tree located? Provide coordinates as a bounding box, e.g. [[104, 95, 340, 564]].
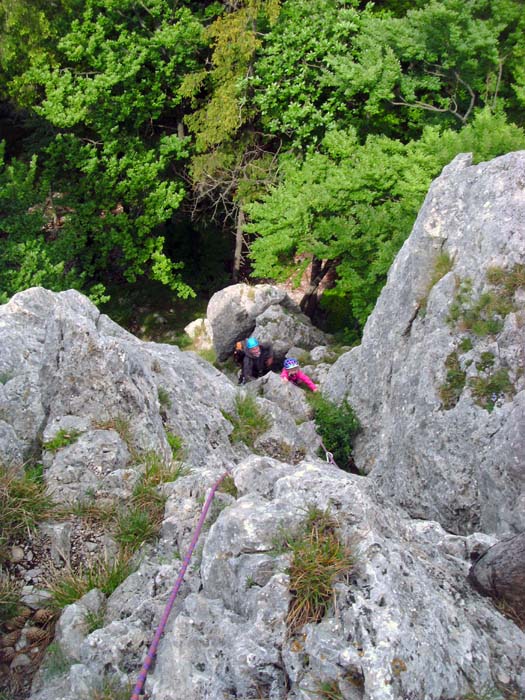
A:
[[181, 0, 281, 280], [0, 143, 85, 303], [247, 111, 525, 333], [8, 0, 209, 298], [346, 0, 525, 134]]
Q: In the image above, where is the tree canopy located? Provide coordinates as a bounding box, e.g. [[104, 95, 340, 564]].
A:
[[1, 0, 524, 335]]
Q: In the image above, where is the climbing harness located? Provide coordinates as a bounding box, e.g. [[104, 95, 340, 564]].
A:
[[130, 470, 230, 700]]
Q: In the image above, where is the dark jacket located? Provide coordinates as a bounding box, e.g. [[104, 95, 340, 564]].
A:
[[241, 343, 273, 381]]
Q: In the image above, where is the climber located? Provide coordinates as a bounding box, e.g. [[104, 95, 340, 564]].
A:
[[280, 358, 317, 392], [236, 336, 274, 384]]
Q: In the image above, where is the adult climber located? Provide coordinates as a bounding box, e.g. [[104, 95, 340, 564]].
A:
[[237, 336, 274, 384]]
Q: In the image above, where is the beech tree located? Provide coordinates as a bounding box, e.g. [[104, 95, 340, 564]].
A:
[[7, 0, 208, 299], [246, 111, 525, 333]]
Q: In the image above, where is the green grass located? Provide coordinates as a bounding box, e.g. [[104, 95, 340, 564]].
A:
[[43, 428, 81, 452], [165, 431, 184, 458], [218, 474, 238, 498], [0, 465, 55, 561], [310, 680, 344, 700], [114, 506, 160, 552], [222, 394, 271, 448], [92, 676, 133, 700], [85, 607, 106, 634], [279, 507, 354, 634], [46, 553, 134, 609], [157, 387, 172, 409], [439, 351, 466, 410], [41, 642, 73, 680], [469, 368, 514, 412], [449, 265, 524, 338], [0, 572, 22, 625]]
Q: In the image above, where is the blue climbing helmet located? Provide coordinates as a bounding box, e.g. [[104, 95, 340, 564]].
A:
[[245, 336, 259, 350], [283, 358, 299, 370]]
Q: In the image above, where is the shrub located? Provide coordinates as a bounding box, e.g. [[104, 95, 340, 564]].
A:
[[157, 387, 171, 409], [469, 368, 514, 412], [309, 394, 360, 471]]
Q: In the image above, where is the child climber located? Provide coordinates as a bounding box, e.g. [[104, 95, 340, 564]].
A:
[[280, 358, 317, 392]]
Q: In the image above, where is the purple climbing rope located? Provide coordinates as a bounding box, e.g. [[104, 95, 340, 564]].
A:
[[319, 438, 336, 466], [130, 470, 229, 700]]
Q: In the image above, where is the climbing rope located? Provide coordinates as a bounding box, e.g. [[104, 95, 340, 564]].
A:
[[130, 470, 229, 700], [319, 438, 336, 466]]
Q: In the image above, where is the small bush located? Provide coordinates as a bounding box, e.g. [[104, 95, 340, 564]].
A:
[[222, 394, 271, 448], [309, 394, 360, 471], [283, 507, 354, 634], [43, 429, 81, 452], [469, 368, 514, 412]]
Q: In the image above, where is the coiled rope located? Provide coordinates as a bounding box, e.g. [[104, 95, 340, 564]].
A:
[[130, 470, 229, 700]]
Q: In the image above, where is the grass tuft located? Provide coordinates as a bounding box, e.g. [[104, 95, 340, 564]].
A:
[[222, 394, 271, 447], [43, 429, 81, 452], [218, 474, 238, 498], [46, 553, 134, 609], [280, 507, 354, 634], [0, 572, 22, 625], [0, 465, 55, 560]]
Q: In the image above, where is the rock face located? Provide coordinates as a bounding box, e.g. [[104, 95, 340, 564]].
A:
[[206, 282, 330, 361], [1, 151, 525, 700], [324, 151, 525, 536]]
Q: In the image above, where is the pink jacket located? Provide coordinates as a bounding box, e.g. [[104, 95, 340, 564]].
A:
[[280, 368, 317, 391]]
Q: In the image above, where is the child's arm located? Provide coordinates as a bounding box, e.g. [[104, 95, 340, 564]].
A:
[[296, 370, 317, 391], [280, 369, 289, 381]]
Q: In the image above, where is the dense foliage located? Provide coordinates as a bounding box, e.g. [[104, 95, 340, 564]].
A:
[[1, 0, 524, 333]]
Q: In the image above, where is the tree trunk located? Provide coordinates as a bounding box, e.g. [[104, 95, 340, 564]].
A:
[[299, 257, 333, 318], [232, 207, 245, 283], [467, 533, 525, 612]]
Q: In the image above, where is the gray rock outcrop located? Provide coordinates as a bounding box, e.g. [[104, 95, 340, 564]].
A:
[[324, 151, 525, 536], [206, 283, 330, 361], [2, 151, 525, 700]]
